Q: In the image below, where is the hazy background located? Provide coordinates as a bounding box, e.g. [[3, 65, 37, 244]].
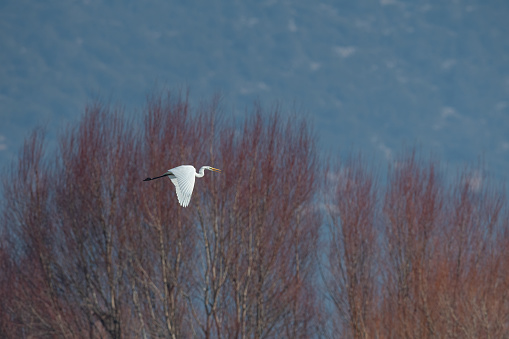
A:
[[1, 0, 508, 181]]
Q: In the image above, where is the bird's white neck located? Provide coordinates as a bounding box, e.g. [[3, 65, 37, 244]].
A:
[[196, 166, 207, 178]]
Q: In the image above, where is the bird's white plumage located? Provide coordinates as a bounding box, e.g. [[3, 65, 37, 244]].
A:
[[144, 164, 220, 207], [167, 165, 196, 207]]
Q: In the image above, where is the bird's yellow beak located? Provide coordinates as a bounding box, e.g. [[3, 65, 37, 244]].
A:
[[210, 167, 221, 172]]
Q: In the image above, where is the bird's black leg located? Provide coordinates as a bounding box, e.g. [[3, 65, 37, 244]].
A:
[[142, 173, 170, 181]]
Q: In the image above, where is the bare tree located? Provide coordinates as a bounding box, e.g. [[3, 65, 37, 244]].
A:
[[430, 169, 509, 338], [190, 107, 322, 338], [52, 104, 140, 338], [324, 155, 379, 339], [130, 90, 207, 338], [3, 94, 509, 339], [380, 152, 444, 338], [379, 153, 509, 338], [1, 128, 84, 337]]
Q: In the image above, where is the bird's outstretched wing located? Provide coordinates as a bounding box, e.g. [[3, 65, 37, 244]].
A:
[[167, 165, 196, 207]]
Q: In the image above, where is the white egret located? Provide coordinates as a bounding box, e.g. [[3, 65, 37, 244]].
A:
[[143, 165, 221, 207]]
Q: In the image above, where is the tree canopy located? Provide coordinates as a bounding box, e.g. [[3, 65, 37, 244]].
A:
[[1, 92, 508, 338]]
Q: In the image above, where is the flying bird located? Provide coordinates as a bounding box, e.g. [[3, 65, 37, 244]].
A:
[[143, 165, 221, 207]]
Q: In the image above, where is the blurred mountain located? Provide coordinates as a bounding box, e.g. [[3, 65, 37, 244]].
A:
[[1, 0, 508, 180]]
